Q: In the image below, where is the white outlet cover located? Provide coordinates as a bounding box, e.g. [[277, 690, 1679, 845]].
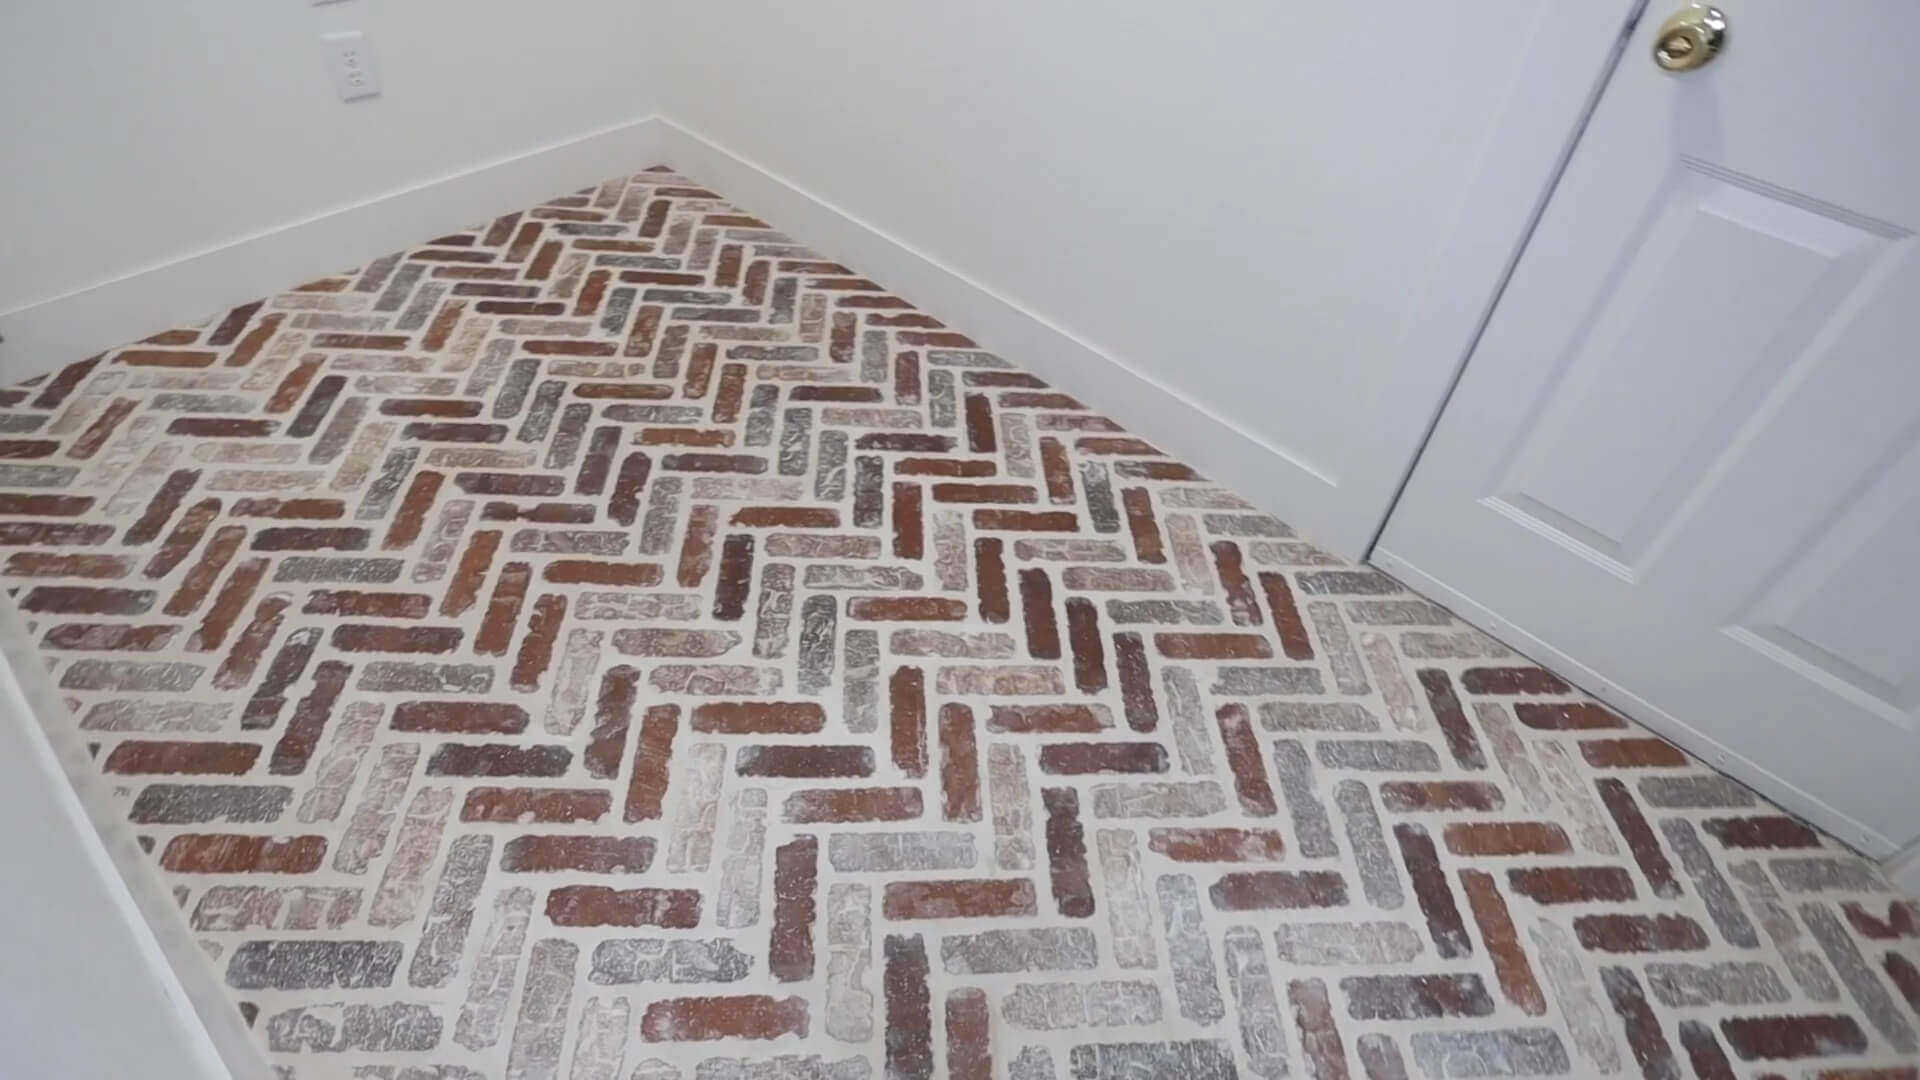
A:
[[321, 30, 380, 102]]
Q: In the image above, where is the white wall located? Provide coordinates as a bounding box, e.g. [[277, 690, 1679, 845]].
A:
[[652, 1, 1637, 555], [1, 1, 1638, 554], [0, 0, 657, 375]]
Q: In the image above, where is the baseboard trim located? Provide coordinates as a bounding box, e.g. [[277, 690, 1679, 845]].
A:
[[648, 119, 1350, 554], [0, 115, 667, 388], [1372, 545, 1899, 860], [1886, 840, 1920, 900], [0, 598, 271, 1079]]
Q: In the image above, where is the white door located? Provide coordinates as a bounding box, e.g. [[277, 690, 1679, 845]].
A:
[[1376, 0, 1920, 857]]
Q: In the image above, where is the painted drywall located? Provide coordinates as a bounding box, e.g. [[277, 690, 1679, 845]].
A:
[[0, 0, 655, 355], [652, 1, 1637, 554], [1, 1, 1636, 553]]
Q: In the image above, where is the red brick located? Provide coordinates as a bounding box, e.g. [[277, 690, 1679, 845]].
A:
[[460, 787, 611, 823], [1038, 742, 1169, 775], [231, 498, 348, 519], [1042, 788, 1095, 917], [540, 560, 663, 586], [1148, 828, 1288, 862], [102, 741, 259, 775], [1514, 702, 1625, 730], [691, 702, 825, 734], [1840, 900, 1920, 940], [1377, 781, 1506, 812], [883, 878, 1037, 919], [770, 836, 818, 981], [1153, 633, 1273, 659], [1701, 816, 1823, 849], [1461, 870, 1547, 1015], [972, 509, 1079, 532], [1580, 737, 1691, 768], [501, 836, 654, 873], [1210, 871, 1348, 910], [42, 623, 177, 651], [946, 988, 991, 1080], [1216, 703, 1278, 815], [509, 593, 567, 690], [160, 835, 327, 873], [847, 596, 970, 621], [1019, 570, 1061, 659], [1507, 866, 1638, 904], [331, 624, 462, 654], [390, 701, 528, 734], [546, 886, 700, 928], [1574, 914, 1710, 953], [730, 507, 839, 528], [1114, 632, 1158, 732], [1459, 666, 1573, 694], [975, 538, 1009, 622], [885, 935, 933, 1077], [1443, 822, 1572, 856], [930, 483, 1037, 504], [735, 745, 874, 778], [301, 590, 432, 619], [986, 705, 1109, 733], [4, 553, 128, 578], [426, 743, 571, 777], [639, 995, 809, 1041], [473, 560, 530, 654], [938, 704, 982, 823], [19, 586, 153, 616], [1719, 1015, 1868, 1060], [712, 534, 754, 619], [625, 705, 679, 821]]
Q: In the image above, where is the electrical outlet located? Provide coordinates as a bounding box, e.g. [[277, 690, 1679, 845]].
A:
[[321, 31, 380, 102]]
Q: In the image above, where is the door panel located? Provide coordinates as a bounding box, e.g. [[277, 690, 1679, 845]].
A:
[[1378, 1, 1920, 854], [1730, 434, 1920, 725]]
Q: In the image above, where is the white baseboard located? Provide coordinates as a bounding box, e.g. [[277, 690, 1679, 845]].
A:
[[1886, 840, 1920, 900], [0, 600, 271, 1079], [649, 119, 1348, 555], [1372, 545, 1899, 861], [0, 115, 667, 388]]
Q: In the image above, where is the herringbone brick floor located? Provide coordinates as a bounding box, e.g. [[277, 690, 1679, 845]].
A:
[[2, 168, 1916, 1080]]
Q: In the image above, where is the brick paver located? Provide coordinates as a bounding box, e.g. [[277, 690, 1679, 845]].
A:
[[3, 168, 1916, 1079]]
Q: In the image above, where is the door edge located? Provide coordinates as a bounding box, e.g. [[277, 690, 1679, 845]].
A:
[[1362, 0, 1651, 559]]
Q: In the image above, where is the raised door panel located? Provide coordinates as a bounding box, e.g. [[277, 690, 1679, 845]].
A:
[[1489, 164, 1898, 579]]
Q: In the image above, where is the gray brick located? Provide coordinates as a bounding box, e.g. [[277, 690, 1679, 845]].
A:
[[130, 784, 291, 824], [1408, 1028, 1570, 1078], [587, 938, 752, 984], [1067, 1040, 1237, 1080], [1644, 962, 1790, 1007], [266, 1003, 442, 1053], [1317, 739, 1441, 772], [827, 831, 976, 872], [1274, 921, 1424, 965], [228, 941, 403, 990], [941, 928, 1098, 975]]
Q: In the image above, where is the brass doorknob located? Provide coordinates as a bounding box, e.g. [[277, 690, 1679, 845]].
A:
[[1653, 4, 1728, 72]]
